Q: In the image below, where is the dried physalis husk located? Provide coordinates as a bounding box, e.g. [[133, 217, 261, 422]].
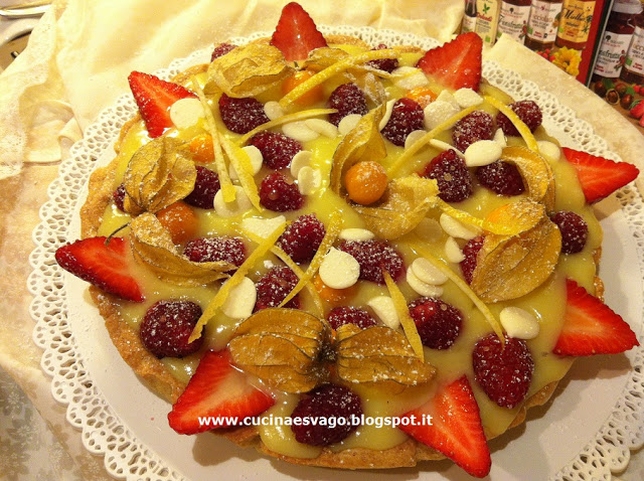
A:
[[501, 146, 556, 211], [207, 43, 293, 97], [130, 213, 232, 286], [123, 137, 196, 216], [228, 308, 332, 393], [335, 324, 435, 392], [354, 176, 439, 240], [471, 200, 562, 302], [330, 104, 387, 194], [303, 46, 351, 71]]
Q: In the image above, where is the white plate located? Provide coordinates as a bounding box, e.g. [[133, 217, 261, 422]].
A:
[[29, 26, 644, 481]]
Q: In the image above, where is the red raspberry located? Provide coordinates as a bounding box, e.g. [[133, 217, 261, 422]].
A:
[[550, 211, 588, 254], [327, 83, 368, 126], [496, 100, 543, 136], [277, 214, 326, 263], [290, 384, 363, 446], [326, 306, 377, 330], [219, 93, 270, 134], [113, 183, 126, 211], [210, 42, 236, 61], [254, 265, 300, 311], [476, 160, 525, 196], [381, 97, 425, 147], [460, 236, 484, 284], [248, 131, 302, 170], [408, 297, 463, 350], [472, 333, 534, 409], [183, 236, 246, 266], [184, 165, 220, 209], [139, 300, 204, 358], [452, 110, 495, 153], [420, 149, 473, 202], [367, 44, 399, 73], [338, 239, 405, 285], [259, 172, 305, 212]]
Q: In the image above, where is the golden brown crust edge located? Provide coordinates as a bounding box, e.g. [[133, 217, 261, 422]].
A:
[[75, 37, 582, 470]]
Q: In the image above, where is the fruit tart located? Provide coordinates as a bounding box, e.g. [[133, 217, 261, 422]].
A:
[[55, 2, 640, 477]]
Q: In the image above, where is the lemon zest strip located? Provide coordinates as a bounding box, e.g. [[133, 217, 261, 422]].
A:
[[383, 271, 425, 361], [484, 95, 539, 152]]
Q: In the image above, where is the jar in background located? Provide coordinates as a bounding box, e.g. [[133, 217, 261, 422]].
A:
[[462, 0, 478, 33], [620, 1, 644, 85], [556, 0, 597, 50], [497, 0, 532, 43], [525, 0, 564, 51], [591, 0, 642, 81]]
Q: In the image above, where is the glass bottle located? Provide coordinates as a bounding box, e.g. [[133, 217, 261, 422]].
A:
[[556, 0, 597, 50], [475, 0, 501, 47], [462, 0, 478, 33], [497, 0, 532, 43], [525, 0, 564, 51], [620, 1, 644, 85], [591, 0, 641, 81]]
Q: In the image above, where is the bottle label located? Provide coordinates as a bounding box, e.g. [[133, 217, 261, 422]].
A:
[[558, 0, 596, 45], [593, 31, 632, 78], [527, 0, 564, 43], [623, 26, 644, 77], [462, 14, 478, 34], [476, 0, 501, 46], [497, 2, 531, 42]]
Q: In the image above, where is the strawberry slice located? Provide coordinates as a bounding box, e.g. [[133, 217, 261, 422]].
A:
[[416, 32, 482, 91], [168, 349, 274, 435], [399, 376, 491, 478], [55, 236, 144, 302], [561, 147, 639, 203], [128, 71, 196, 138], [269, 2, 328, 62], [553, 279, 639, 356]]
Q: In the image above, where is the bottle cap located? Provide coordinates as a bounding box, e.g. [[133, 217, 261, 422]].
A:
[[613, 0, 643, 15]]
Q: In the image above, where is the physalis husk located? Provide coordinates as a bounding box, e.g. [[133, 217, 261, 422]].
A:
[[123, 137, 196, 216], [353, 175, 439, 240], [228, 308, 332, 393], [335, 324, 435, 392], [207, 43, 293, 98], [470, 200, 562, 302], [501, 146, 556, 211], [330, 104, 387, 194], [129, 213, 231, 286]]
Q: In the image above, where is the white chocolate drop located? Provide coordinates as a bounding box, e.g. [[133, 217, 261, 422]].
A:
[[214, 186, 252, 218], [439, 213, 480, 240], [319, 248, 360, 289], [411, 257, 448, 285], [367, 296, 399, 329], [464, 140, 503, 167], [222, 277, 257, 319], [169, 97, 204, 130], [406, 266, 444, 297], [500, 307, 540, 340]]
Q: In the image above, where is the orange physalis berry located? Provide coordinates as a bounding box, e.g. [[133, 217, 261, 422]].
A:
[[405, 87, 437, 108], [281, 69, 324, 106], [156, 201, 199, 244], [189, 133, 215, 164], [313, 275, 357, 306], [344, 161, 389, 205]]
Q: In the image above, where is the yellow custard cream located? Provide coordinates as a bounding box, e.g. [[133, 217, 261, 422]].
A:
[[94, 42, 600, 457]]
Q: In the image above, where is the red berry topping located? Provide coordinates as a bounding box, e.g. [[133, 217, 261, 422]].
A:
[[550, 211, 588, 254], [326, 306, 378, 330], [113, 183, 126, 211], [476, 160, 525, 196], [327, 83, 368, 126], [381, 97, 425, 147], [248, 131, 302, 170], [472, 333, 534, 409], [184, 165, 220, 209], [408, 297, 463, 350], [421, 149, 473, 202], [496, 100, 543, 136], [452, 110, 495, 153], [367, 44, 399, 73], [255, 265, 300, 311], [210, 42, 236, 61], [338, 239, 405, 285], [139, 300, 204, 358], [290, 384, 363, 446], [460, 236, 484, 284], [183, 236, 246, 266], [219, 93, 270, 134], [277, 213, 326, 263], [259, 172, 305, 212]]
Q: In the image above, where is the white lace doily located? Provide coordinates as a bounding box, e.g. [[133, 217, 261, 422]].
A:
[[28, 26, 644, 481]]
